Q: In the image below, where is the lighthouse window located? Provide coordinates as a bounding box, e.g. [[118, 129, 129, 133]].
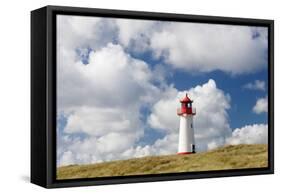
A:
[[187, 103, 191, 108], [191, 123, 193, 128]]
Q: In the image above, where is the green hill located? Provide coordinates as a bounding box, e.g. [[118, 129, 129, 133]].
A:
[[57, 144, 268, 180]]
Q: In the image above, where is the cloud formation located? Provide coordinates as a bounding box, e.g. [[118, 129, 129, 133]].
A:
[[58, 43, 159, 110], [243, 80, 266, 91], [116, 20, 268, 74], [253, 96, 268, 114], [226, 124, 268, 145], [57, 43, 161, 165]]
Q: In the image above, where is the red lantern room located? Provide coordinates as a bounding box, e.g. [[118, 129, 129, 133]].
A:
[[177, 94, 196, 115]]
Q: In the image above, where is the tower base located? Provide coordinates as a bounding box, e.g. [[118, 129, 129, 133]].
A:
[[177, 152, 193, 155]]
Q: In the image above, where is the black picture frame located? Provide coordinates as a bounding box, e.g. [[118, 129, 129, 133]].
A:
[[31, 5, 274, 188]]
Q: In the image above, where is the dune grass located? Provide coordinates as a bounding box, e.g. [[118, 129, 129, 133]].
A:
[[57, 144, 268, 180]]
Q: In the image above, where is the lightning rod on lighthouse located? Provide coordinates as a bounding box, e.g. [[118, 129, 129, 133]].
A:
[[177, 93, 196, 154]]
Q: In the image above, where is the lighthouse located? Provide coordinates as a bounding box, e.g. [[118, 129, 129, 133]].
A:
[[177, 94, 196, 154]]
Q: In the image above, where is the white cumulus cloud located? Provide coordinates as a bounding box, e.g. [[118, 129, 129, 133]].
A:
[[57, 15, 117, 52], [226, 124, 268, 145], [150, 24, 267, 75], [57, 43, 162, 166], [116, 21, 268, 75], [59, 151, 75, 166], [243, 80, 266, 91], [64, 106, 143, 138], [253, 96, 268, 114]]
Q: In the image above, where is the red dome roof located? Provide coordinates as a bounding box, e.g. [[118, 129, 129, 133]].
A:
[[180, 94, 192, 103]]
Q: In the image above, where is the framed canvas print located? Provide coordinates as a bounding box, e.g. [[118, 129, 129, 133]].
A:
[[31, 5, 274, 188]]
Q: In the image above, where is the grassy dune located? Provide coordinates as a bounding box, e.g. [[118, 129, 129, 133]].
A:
[[57, 144, 268, 180]]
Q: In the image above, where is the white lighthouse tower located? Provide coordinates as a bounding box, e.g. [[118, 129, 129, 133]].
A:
[[177, 94, 196, 154]]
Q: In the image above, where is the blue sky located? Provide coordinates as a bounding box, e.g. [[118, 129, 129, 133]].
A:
[[56, 15, 269, 166]]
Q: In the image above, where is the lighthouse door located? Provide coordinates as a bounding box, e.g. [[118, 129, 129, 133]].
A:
[[192, 144, 196, 153]]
